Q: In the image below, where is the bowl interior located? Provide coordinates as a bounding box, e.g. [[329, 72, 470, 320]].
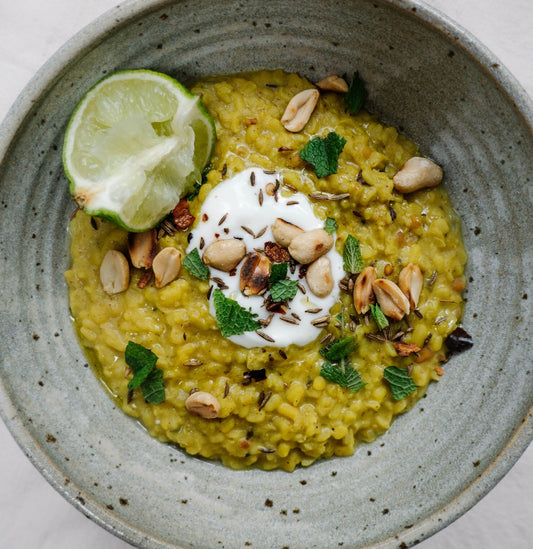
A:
[[0, 1, 531, 548]]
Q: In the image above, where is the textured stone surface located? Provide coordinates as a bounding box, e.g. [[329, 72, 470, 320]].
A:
[[0, 1, 531, 548]]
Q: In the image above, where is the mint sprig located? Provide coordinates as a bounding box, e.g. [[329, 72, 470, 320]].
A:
[[370, 303, 389, 330], [269, 262, 289, 285], [212, 288, 261, 337], [321, 359, 365, 393], [300, 132, 346, 178], [183, 248, 210, 281], [125, 341, 165, 404], [383, 366, 417, 400], [324, 217, 338, 234], [343, 235, 364, 274], [320, 336, 359, 361], [270, 279, 299, 302], [345, 71, 367, 115]]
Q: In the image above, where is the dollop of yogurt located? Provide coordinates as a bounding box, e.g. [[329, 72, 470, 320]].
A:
[[187, 167, 344, 348]]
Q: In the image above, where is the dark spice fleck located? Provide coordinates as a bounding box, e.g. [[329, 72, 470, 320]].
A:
[[388, 202, 397, 222], [90, 217, 98, 230], [265, 498, 274, 507], [445, 327, 473, 352], [243, 368, 267, 384], [46, 434, 56, 443], [224, 382, 230, 398], [279, 349, 287, 359], [119, 498, 128, 506], [221, 163, 227, 176]]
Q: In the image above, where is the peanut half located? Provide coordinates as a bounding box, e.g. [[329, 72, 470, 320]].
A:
[[271, 218, 304, 247], [288, 228, 334, 265], [306, 256, 334, 298], [316, 75, 349, 93], [202, 238, 246, 272], [398, 263, 423, 308], [353, 266, 377, 314], [281, 89, 320, 132], [240, 252, 271, 296], [185, 391, 221, 419], [100, 250, 130, 295], [153, 247, 182, 288], [128, 229, 157, 269], [372, 278, 410, 320], [393, 157, 443, 193]]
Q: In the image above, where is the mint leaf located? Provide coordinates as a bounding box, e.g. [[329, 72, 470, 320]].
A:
[[300, 132, 346, 178], [141, 368, 166, 404], [183, 248, 210, 281], [320, 336, 359, 361], [126, 341, 158, 390], [370, 303, 389, 330], [343, 234, 364, 274], [212, 289, 261, 337], [345, 71, 367, 115], [383, 366, 417, 400], [324, 217, 338, 234], [320, 359, 365, 393], [270, 279, 299, 302], [269, 262, 289, 285], [125, 341, 165, 404]]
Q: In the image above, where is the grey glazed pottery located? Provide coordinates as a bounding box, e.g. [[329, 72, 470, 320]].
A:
[[0, 0, 531, 548]]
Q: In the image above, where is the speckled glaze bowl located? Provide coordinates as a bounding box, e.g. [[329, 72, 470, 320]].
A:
[[0, 1, 531, 548]]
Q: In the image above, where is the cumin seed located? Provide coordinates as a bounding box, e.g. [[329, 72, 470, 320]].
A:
[[256, 330, 275, 342], [297, 283, 306, 295], [291, 312, 301, 321], [199, 236, 205, 250], [259, 188, 264, 206], [221, 163, 227, 176], [365, 333, 387, 342], [241, 225, 256, 237], [414, 309, 423, 319], [280, 316, 300, 325], [258, 391, 272, 410], [218, 213, 228, 225], [320, 332, 335, 345], [183, 359, 203, 367], [429, 270, 438, 286], [250, 171, 256, 186], [278, 349, 287, 359], [255, 226, 267, 239], [283, 182, 298, 192], [422, 333, 433, 347], [435, 316, 447, 325], [224, 382, 230, 398], [286, 200, 299, 206], [311, 314, 331, 326], [278, 146, 293, 152], [350, 320, 356, 332], [206, 285, 213, 300], [263, 169, 276, 175], [305, 307, 322, 314]]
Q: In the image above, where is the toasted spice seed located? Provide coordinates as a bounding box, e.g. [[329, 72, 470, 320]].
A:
[[183, 359, 203, 367], [263, 169, 276, 175], [429, 270, 438, 285], [297, 283, 306, 294], [159, 219, 176, 236], [127, 389, 134, 403], [206, 285, 213, 299], [389, 202, 397, 222], [305, 307, 322, 314], [241, 225, 256, 237], [199, 237, 205, 250], [90, 217, 98, 230], [221, 163, 227, 176], [393, 330, 405, 341], [137, 270, 152, 289], [255, 226, 267, 239], [320, 332, 335, 345], [259, 189, 264, 206], [365, 333, 387, 342], [256, 330, 275, 342], [243, 369, 267, 384], [291, 313, 301, 321], [423, 333, 433, 347], [357, 170, 369, 186], [218, 213, 228, 225], [278, 146, 293, 152], [224, 382, 230, 398], [258, 391, 272, 410], [350, 320, 357, 332], [280, 316, 300, 325], [189, 387, 199, 395], [250, 171, 256, 186], [435, 316, 448, 325], [283, 182, 298, 192], [286, 200, 299, 206], [413, 309, 423, 319], [211, 276, 225, 287], [311, 314, 331, 326], [278, 349, 288, 359]]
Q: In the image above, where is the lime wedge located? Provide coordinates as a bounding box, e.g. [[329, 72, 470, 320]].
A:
[[63, 69, 215, 232]]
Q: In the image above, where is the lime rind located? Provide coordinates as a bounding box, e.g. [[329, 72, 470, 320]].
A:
[[63, 69, 215, 232]]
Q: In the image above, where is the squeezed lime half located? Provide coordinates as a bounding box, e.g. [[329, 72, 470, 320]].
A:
[[63, 69, 215, 232]]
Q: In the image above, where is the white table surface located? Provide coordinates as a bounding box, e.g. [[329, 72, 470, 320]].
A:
[[0, 1, 531, 548]]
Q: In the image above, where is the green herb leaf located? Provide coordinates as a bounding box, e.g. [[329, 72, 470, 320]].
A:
[[320, 359, 365, 393], [324, 217, 338, 234], [183, 248, 210, 281], [343, 234, 364, 274], [370, 303, 389, 330], [212, 288, 261, 337], [320, 336, 359, 361], [126, 341, 158, 390], [345, 71, 367, 115], [383, 366, 417, 400], [270, 279, 299, 302], [125, 341, 165, 404], [299, 132, 346, 178], [269, 262, 289, 285], [184, 166, 209, 200], [141, 368, 166, 404]]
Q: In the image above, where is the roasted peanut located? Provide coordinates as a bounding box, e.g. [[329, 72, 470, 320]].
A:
[[153, 247, 182, 288], [392, 157, 443, 193], [306, 256, 334, 298], [316, 75, 349, 93], [271, 218, 304, 247], [372, 278, 410, 320], [398, 263, 423, 308], [100, 250, 130, 295], [288, 228, 334, 264], [281, 89, 320, 132], [240, 252, 271, 296], [353, 266, 377, 314], [185, 391, 221, 418], [202, 238, 246, 272], [128, 229, 157, 269]]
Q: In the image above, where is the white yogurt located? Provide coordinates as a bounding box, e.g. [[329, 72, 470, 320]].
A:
[[187, 167, 344, 348]]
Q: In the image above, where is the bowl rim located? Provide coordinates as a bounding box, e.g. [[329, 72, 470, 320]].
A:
[[0, 0, 532, 548]]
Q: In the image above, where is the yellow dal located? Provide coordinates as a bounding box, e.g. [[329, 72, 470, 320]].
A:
[[65, 70, 467, 471]]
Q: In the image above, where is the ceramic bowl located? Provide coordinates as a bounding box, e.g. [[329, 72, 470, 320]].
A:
[[0, 1, 531, 548]]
